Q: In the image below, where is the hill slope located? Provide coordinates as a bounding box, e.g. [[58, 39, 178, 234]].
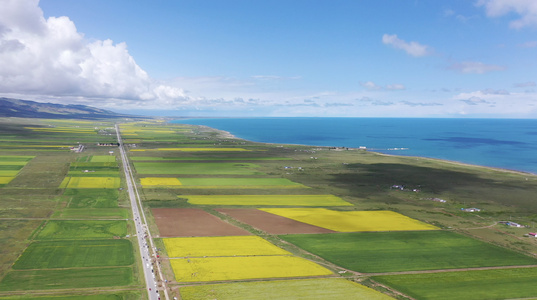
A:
[[0, 98, 135, 119]]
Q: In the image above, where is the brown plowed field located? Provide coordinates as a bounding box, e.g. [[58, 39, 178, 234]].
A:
[[216, 208, 336, 234], [152, 208, 251, 237]]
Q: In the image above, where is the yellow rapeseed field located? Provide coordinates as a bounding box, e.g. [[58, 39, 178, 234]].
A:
[[170, 256, 333, 282], [164, 236, 291, 257], [59, 177, 121, 189], [0, 177, 15, 184], [140, 177, 182, 186], [260, 208, 438, 232]]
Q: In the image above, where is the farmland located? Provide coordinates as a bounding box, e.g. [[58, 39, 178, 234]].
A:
[[133, 162, 265, 175], [0, 267, 134, 291], [169, 256, 333, 282], [35, 220, 127, 239], [12, 239, 133, 269], [4, 117, 537, 299], [0, 118, 138, 299], [373, 267, 537, 300], [183, 195, 352, 206], [141, 177, 306, 189], [261, 208, 438, 231], [280, 231, 537, 273], [163, 236, 291, 257], [59, 177, 121, 189], [179, 278, 393, 300]]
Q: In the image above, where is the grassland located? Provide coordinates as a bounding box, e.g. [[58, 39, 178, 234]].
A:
[[180, 278, 393, 300], [280, 231, 537, 273], [183, 195, 352, 206], [373, 267, 537, 300]]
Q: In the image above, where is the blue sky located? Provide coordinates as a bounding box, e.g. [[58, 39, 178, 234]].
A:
[[1, 0, 536, 117]]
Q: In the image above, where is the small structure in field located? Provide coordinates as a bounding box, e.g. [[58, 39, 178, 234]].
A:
[[461, 208, 481, 212]]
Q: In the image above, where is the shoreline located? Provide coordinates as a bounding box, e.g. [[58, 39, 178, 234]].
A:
[[191, 124, 537, 178]]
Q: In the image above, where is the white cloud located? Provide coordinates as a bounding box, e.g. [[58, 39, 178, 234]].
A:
[[382, 34, 431, 57], [360, 81, 405, 91], [360, 81, 382, 90], [386, 84, 406, 90], [448, 61, 505, 74], [0, 0, 184, 108], [477, 0, 537, 29]]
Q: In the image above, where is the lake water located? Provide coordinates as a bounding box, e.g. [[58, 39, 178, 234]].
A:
[[173, 118, 537, 174]]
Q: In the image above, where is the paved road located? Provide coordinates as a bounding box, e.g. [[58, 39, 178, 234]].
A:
[[116, 124, 169, 300]]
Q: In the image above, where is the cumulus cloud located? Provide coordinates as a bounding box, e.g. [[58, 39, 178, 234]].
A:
[[382, 34, 431, 57], [477, 0, 537, 29], [447, 61, 505, 74], [0, 0, 185, 107]]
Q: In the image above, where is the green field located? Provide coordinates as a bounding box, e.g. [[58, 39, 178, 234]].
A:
[[0, 267, 133, 291], [133, 162, 265, 175], [0, 155, 35, 162], [63, 189, 119, 208], [90, 155, 117, 163], [0, 295, 135, 300], [51, 208, 129, 219], [35, 220, 127, 239], [280, 231, 537, 273], [183, 195, 353, 206], [373, 267, 537, 300], [180, 278, 392, 300], [13, 239, 133, 269]]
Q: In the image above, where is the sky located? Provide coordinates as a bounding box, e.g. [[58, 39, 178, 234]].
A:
[[0, 0, 536, 118]]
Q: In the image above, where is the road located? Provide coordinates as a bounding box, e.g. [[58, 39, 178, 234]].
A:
[[115, 124, 169, 300]]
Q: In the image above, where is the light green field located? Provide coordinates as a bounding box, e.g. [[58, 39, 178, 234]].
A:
[[183, 195, 353, 206], [180, 278, 393, 300], [280, 231, 537, 273], [35, 220, 127, 239], [90, 155, 117, 163], [0, 267, 133, 291], [59, 177, 121, 189], [0, 155, 34, 162], [373, 267, 537, 300], [133, 162, 265, 175], [0, 170, 20, 177], [12, 239, 133, 269]]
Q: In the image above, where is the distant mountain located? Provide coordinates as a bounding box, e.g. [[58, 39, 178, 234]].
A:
[[0, 98, 137, 119]]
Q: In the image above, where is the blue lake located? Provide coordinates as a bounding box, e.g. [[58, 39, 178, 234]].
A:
[[173, 118, 537, 174]]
